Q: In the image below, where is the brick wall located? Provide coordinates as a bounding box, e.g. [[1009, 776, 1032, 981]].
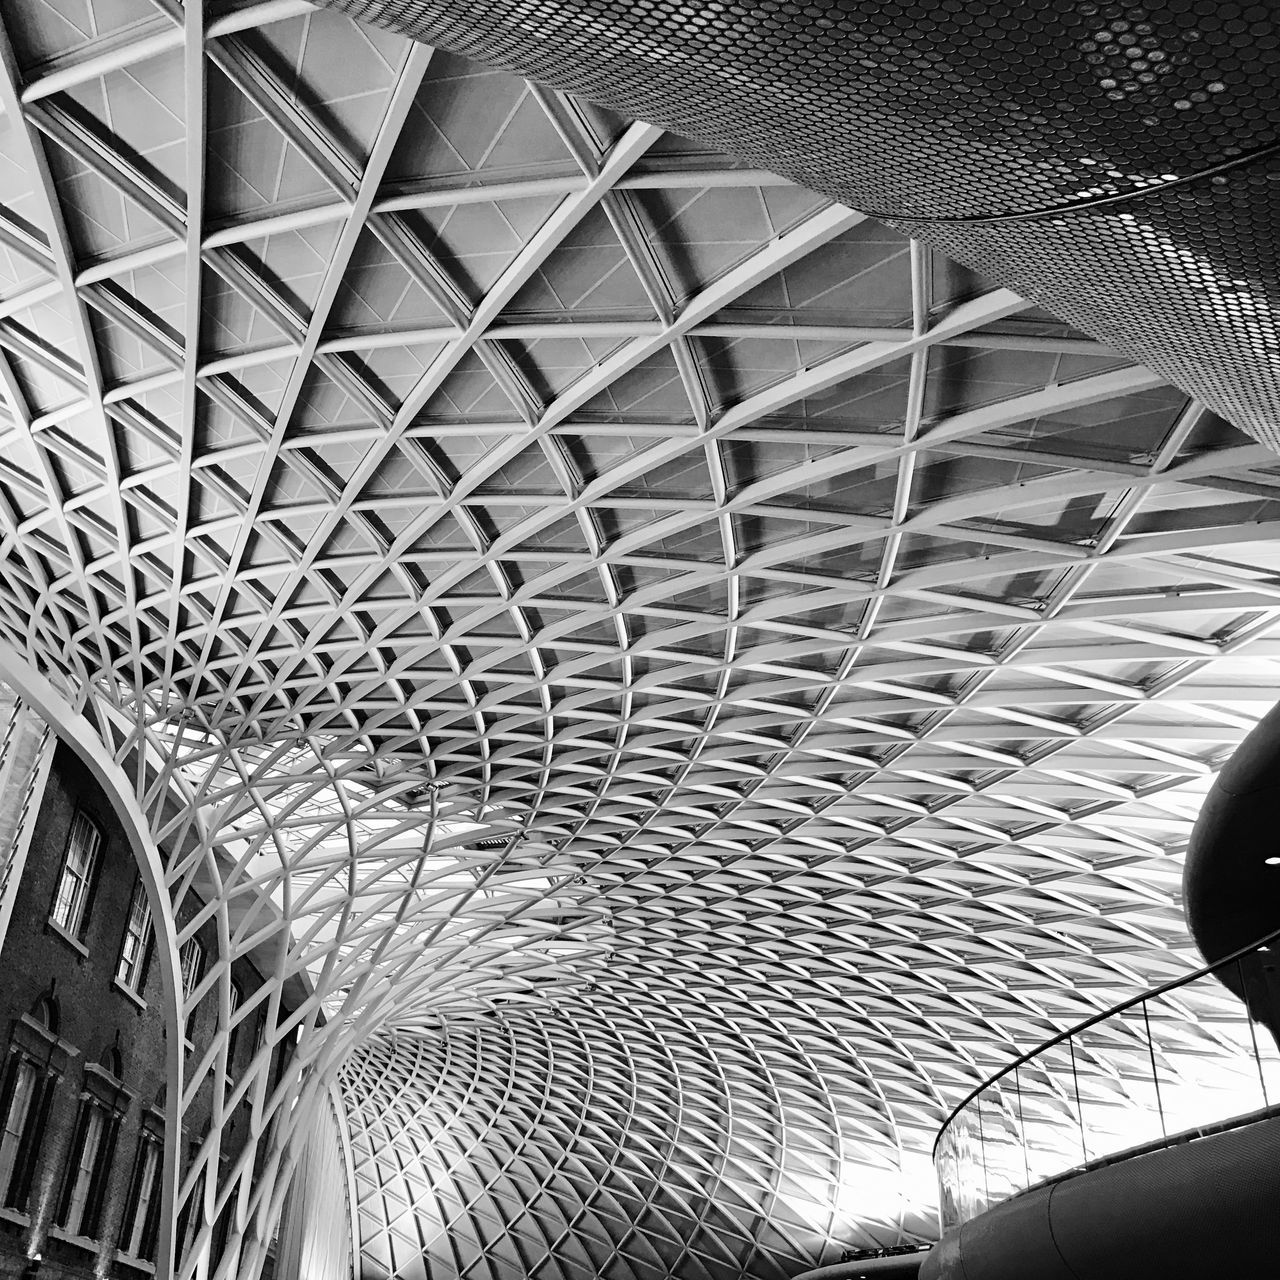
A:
[[0, 744, 286, 1280]]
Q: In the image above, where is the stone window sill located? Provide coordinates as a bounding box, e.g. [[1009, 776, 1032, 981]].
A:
[[47, 1225, 98, 1253], [115, 1250, 157, 1274], [112, 977, 147, 1011], [46, 917, 89, 958]]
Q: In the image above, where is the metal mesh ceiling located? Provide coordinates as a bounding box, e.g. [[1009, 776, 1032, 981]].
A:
[[1, 3, 1279, 1279]]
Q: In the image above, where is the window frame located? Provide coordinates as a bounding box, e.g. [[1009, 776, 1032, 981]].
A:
[[49, 809, 103, 942], [58, 1098, 108, 1236], [116, 877, 154, 994], [119, 1129, 162, 1262], [225, 977, 245, 1076], [0, 1054, 39, 1204], [57, 1073, 128, 1242], [174, 1140, 205, 1261], [0, 1010, 71, 1214], [179, 936, 205, 1005]]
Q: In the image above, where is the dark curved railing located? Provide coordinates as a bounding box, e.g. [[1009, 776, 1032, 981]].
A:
[[933, 924, 1280, 1231]]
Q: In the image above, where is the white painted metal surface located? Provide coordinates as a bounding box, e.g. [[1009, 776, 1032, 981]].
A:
[[0, 4, 1277, 1279]]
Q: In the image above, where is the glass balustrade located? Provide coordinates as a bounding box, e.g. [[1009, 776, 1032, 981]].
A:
[[934, 929, 1280, 1232]]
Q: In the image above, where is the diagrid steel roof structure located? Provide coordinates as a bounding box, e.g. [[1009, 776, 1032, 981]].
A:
[[0, 3, 1279, 1279]]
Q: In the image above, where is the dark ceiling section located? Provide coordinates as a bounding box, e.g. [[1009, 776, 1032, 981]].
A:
[[312, 0, 1280, 449]]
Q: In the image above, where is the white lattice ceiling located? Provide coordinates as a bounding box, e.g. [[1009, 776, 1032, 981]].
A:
[[2, 3, 1280, 1279]]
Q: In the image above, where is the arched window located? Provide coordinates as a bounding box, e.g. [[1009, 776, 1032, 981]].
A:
[[60, 1050, 128, 1240], [0, 999, 64, 1212], [30, 995, 58, 1036]]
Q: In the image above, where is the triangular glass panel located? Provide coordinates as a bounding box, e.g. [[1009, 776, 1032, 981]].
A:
[[328, 223, 456, 335], [60, 49, 187, 205], [572, 347, 695, 424], [249, 9, 406, 163], [83, 289, 178, 387], [1, 327, 83, 418], [42, 137, 176, 261], [232, 219, 345, 321], [219, 355, 296, 420], [6, 0, 156, 69], [384, 55, 578, 186], [204, 60, 336, 223], [504, 204, 661, 320], [341, 341, 452, 416], [398, 194, 561, 307], [741, 220, 913, 326], [416, 353, 527, 421]]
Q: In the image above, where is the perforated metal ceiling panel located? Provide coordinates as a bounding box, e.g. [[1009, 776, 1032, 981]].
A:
[[1, 4, 1279, 1280]]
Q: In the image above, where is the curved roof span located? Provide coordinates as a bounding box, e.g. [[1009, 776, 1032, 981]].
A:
[[0, 4, 1277, 1280]]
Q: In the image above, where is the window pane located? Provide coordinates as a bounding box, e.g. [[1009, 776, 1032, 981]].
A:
[[125, 1140, 160, 1258], [180, 938, 205, 1003], [0, 1060, 36, 1199], [65, 1105, 104, 1235], [51, 812, 102, 938], [227, 982, 245, 1067], [116, 881, 153, 990]]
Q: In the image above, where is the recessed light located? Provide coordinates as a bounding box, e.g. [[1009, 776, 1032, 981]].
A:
[[1266, 857, 1280, 866]]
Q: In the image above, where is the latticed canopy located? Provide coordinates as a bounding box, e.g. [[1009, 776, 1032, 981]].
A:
[[0, 3, 1278, 1280]]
